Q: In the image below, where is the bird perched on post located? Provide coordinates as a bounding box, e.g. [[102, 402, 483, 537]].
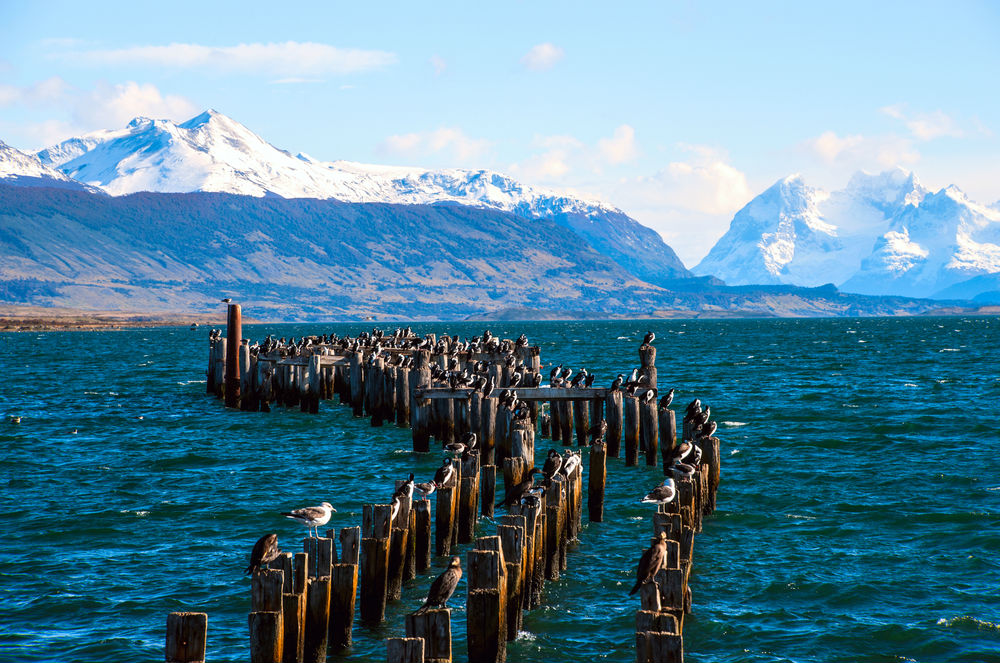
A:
[[497, 468, 542, 508], [642, 331, 655, 346], [245, 533, 280, 575], [433, 458, 455, 487], [281, 501, 335, 538], [542, 449, 563, 479], [588, 419, 608, 443], [629, 531, 668, 595], [414, 480, 438, 500], [416, 556, 462, 613], [640, 478, 677, 505], [658, 388, 675, 410], [221, 297, 232, 303]]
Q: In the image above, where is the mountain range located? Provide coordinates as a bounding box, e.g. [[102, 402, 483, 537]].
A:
[[1, 110, 997, 318], [693, 169, 1000, 302]]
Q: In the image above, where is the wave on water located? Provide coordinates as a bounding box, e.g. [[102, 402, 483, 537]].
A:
[[940, 348, 960, 352], [937, 616, 1000, 633], [722, 421, 747, 427]]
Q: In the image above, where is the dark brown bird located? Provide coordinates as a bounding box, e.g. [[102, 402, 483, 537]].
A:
[[588, 419, 608, 443], [542, 449, 562, 479], [417, 556, 462, 612], [629, 531, 668, 595], [245, 533, 280, 575], [496, 468, 542, 508]]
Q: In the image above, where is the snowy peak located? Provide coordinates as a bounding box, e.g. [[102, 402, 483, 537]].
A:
[[28, 110, 691, 284], [0, 140, 93, 191], [695, 169, 1000, 299]]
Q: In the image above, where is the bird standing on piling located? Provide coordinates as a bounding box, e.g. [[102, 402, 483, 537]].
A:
[[414, 480, 438, 500], [629, 531, 668, 595], [640, 478, 677, 505], [642, 331, 655, 346], [281, 502, 335, 538], [658, 388, 675, 410], [542, 449, 563, 479], [245, 533, 280, 575], [433, 458, 455, 487], [416, 556, 462, 613], [497, 468, 542, 508], [588, 419, 608, 443]]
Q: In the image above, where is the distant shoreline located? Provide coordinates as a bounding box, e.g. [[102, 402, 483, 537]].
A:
[[3, 303, 998, 332]]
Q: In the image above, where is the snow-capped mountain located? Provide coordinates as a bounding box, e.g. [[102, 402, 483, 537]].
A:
[[35, 110, 690, 285], [0, 140, 92, 190], [693, 168, 1000, 299]]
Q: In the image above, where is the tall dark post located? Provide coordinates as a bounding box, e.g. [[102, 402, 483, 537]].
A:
[[225, 303, 242, 408]]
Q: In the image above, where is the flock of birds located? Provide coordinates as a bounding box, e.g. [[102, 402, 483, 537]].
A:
[[241, 328, 719, 611]]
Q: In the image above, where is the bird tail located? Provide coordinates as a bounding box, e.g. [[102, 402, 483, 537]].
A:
[[628, 580, 642, 595]]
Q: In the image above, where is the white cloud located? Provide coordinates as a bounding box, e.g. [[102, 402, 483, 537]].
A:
[[63, 41, 397, 76], [880, 105, 964, 140], [801, 130, 919, 169], [520, 43, 564, 71], [269, 77, 325, 85], [597, 124, 639, 164], [508, 135, 583, 181], [378, 127, 491, 164], [430, 55, 447, 76], [0, 77, 198, 149]]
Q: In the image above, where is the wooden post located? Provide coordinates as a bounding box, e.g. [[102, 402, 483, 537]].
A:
[[387, 637, 424, 663], [350, 351, 364, 417], [293, 553, 309, 595], [659, 409, 677, 474], [328, 563, 357, 651], [406, 609, 452, 663], [639, 344, 657, 393], [624, 395, 640, 466], [206, 334, 216, 396], [360, 504, 392, 623], [307, 354, 321, 414], [225, 304, 242, 408], [249, 611, 283, 663], [388, 494, 412, 601], [412, 352, 432, 452], [435, 471, 458, 557], [414, 498, 432, 572], [548, 397, 561, 444], [339, 526, 361, 565], [466, 549, 506, 663], [396, 366, 411, 427], [368, 356, 385, 426], [573, 399, 589, 446], [458, 451, 480, 544], [302, 578, 330, 663], [281, 591, 305, 663], [544, 479, 563, 581], [559, 401, 573, 446], [481, 394, 498, 465], [251, 568, 284, 612], [699, 435, 721, 513], [501, 456, 525, 507], [383, 364, 398, 424], [480, 464, 496, 518], [497, 518, 526, 641], [636, 630, 683, 663], [641, 398, 659, 466], [606, 390, 623, 457], [239, 339, 252, 411], [509, 419, 534, 469], [303, 537, 333, 579], [166, 612, 207, 663], [588, 440, 607, 522]]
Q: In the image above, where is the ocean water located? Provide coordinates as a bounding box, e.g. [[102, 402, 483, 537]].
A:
[[2, 317, 999, 663]]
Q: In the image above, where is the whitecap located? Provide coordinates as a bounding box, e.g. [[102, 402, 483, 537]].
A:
[[939, 348, 960, 352], [722, 421, 747, 427], [903, 383, 918, 388], [516, 631, 537, 641], [785, 513, 815, 520], [729, 449, 740, 455], [616, 336, 631, 340]]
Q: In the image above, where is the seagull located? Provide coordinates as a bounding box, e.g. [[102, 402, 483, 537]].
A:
[[629, 531, 668, 595], [414, 480, 438, 500], [416, 556, 462, 613], [640, 478, 677, 505], [281, 502, 335, 538], [433, 459, 456, 487], [245, 533, 280, 575], [670, 462, 697, 480], [221, 298, 232, 303]]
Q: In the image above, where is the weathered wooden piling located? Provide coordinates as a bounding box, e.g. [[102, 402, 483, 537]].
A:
[[225, 304, 242, 408], [249, 611, 283, 663], [386, 637, 424, 663], [414, 498, 432, 572], [624, 395, 641, 466], [435, 466, 459, 557], [640, 397, 659, 466], [350, 351, 364, 417], [697, 435, 721, 513], [360, 504, 393, 623], [458, 452, 480, 544], [501, 456, 526, 507], [467, 546, 506, 663], [388, 494, 412, 601], [544, 478, 564, 581], [606, 390, 624, 457], [406, 609, 452, 663], [588, 440, 607, 522], [573, 399, 589, 446], [658, 408, 677, 473], [509, 419, 535, 469], [166, 612, 207, 663], [302, 576, 330, 663], [480, 463, 496, 518], [480, 395, 498, 465], [497, 516, 527, 640], [559, 400, 573, 446]]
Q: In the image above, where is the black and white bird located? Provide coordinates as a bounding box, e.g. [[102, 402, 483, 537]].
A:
[[414, 480, 438, 500], [542, 449, 563, 479], [394, 473, 415, 500], [658, 388, 675, 410], [642, 331, 655, 346], [669, 462, 697, 480], [416, 556, 462, 613], [497, 468, 542, 508], [629, 531, 668, 595], [433, 459, 456, 487], [610, 374, 624, 392], [642, 388, 657, 404], [561, 450, 581, 478], [245, 533, 280, 575], [670, 441, 702, 467], [281, 502, 335, 538], [699, 420, 718, 439], [640, 478, 677, 505], [221, 297, 232, 303]]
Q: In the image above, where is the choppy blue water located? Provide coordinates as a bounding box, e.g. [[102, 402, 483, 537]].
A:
[[2, 317, 999, 663]]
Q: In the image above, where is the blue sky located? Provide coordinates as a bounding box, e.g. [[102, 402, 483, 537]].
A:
[[1, 1, 998, 264]]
